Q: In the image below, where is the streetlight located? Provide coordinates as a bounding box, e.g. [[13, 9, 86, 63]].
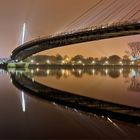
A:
[[119, 61, 123, 65], [46, 60, 50, 64], [78, 60, 82, 64], [15, 59, 18, 63], [31, 60, 34, 63], [65, 57, 69, 62], [61, 60, 65, 64], [92, 61, 95, 64], [105, 61, 109, 65]]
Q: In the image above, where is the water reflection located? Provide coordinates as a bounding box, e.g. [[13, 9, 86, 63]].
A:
[[16, 67, 140, 93], [129, 70, 140, 92], [15, 67, 133, 78], [8, 67, 140, 124], [21, 91, 26, 112], [0, 68, 140, 139], [8, 67, 140, 93]]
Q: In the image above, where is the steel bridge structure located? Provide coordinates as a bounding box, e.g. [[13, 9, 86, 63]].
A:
[[11, 22, 140, 61]]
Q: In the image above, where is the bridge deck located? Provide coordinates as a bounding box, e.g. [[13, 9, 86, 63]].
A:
[[11, 22, 140, 61]]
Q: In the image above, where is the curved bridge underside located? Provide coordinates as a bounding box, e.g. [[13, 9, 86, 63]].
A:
[[11, 23, 140, 61], [11, 72, 140, 124]]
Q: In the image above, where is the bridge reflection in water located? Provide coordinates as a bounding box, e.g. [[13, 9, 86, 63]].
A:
[[9, 67, 140, 124]]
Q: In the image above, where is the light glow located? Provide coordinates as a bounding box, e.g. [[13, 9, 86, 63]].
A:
[[21, 91, 26, 112], [46, 60, 50, 64], [31, 60, 34, 63]]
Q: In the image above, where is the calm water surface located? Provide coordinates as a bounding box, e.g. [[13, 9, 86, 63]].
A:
[[0, 68, 140, 139], [32, 67, 140, 108]]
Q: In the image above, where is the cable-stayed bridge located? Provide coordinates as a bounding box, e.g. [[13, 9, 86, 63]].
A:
[[60, 0, 140, 32], [11, 0, 140, 61], [11, 22, 140, 61]]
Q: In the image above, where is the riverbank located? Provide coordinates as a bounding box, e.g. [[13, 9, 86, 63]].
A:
[[4, 63, 140, 72], [28, 64, 140, 69]]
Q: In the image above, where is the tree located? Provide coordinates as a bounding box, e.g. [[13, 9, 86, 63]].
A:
[[108, 70, 120, 78], [55, 54, 63, 64], [33, 55, 48, 63], [85, 57, 94, 65], [71, 55, 85, 64], [71, 55, 84, 61], [99, 57, 108, 65], [122, 55, 131, 65], [93, 57, 99, 65], [108, 55, 121, 65], [128, 42, 140, 60]]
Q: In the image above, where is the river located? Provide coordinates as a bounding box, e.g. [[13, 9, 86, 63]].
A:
[[0, 68, 140, 139]]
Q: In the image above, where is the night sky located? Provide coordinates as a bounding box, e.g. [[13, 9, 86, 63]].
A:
[[0, 0, 139, 57]]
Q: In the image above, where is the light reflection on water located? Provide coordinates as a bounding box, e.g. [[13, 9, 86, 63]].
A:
[[18, 67, 140, 109]]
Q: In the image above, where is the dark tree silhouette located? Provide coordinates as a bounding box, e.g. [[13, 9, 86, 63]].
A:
[[122, 55, 131, 65], [108, 55, 121, 65], [99, 57, 108, 65], [71, 55, 84, 62]]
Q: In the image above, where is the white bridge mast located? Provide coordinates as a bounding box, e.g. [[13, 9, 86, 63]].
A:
[[21, 23, 26, 45]]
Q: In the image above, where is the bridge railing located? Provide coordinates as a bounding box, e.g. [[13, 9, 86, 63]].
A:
[[17, 19, 140, 49]]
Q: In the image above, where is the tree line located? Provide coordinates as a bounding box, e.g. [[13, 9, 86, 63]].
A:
[[24, 54, 139, 65]]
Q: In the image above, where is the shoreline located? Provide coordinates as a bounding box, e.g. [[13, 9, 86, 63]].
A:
[[1, 62, 140, 70], [28, 64, 140, 69]]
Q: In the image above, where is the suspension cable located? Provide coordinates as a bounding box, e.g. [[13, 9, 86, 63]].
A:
[[83, 0, 117, 27], [95, 0, 125, 25], [119, 2, 140, 22], [98, 0, 130, 24], [127, 10, 140, 21], [63, 0, 103, 31]]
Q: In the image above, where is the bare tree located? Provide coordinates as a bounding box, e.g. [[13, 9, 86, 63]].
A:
[[128, 42, 140, 60]]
